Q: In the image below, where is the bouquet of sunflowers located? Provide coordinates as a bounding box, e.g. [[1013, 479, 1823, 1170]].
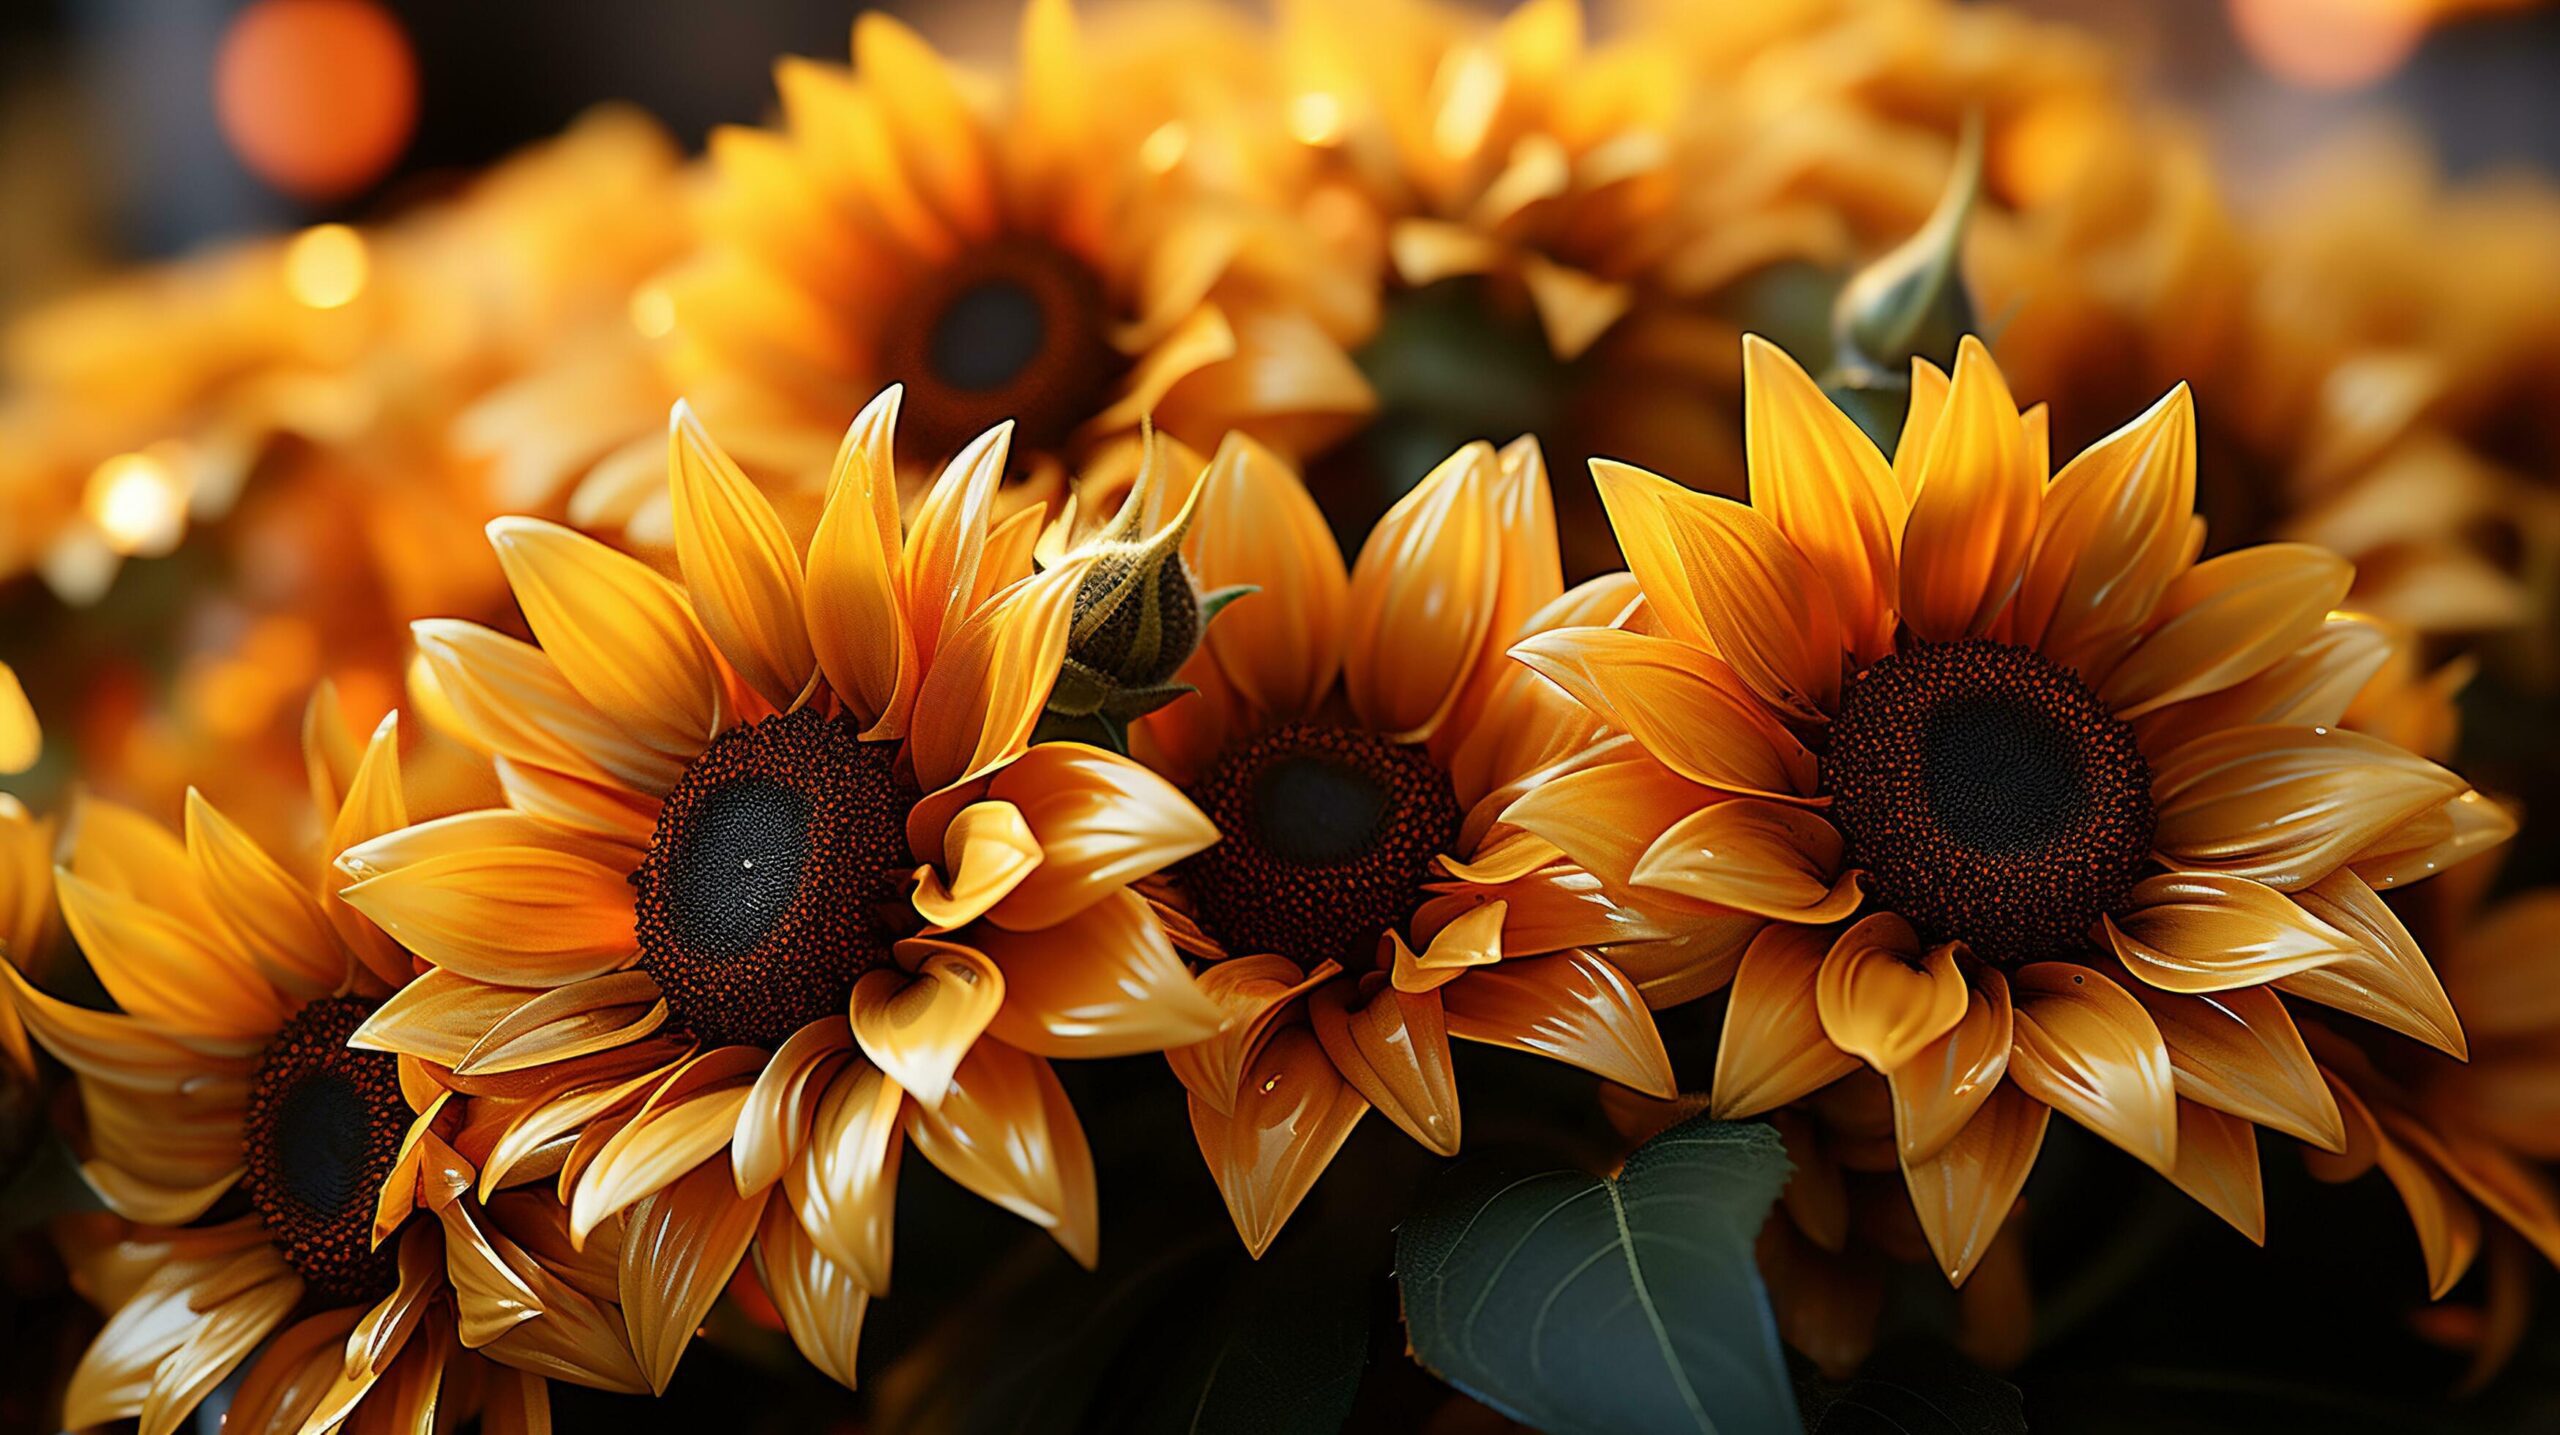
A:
[[4, 1, 2559, 1430]]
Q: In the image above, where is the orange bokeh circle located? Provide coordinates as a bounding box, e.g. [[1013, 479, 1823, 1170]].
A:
[[214, 0, 419, 201]]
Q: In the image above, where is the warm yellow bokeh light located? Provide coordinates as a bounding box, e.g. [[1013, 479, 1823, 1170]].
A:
[[1140, 120, 1191, 175], [285, 222, 370, 309], [1289, 91, 1346, 147], [83, 450, 193, 557], [0, 661, 38, 775]]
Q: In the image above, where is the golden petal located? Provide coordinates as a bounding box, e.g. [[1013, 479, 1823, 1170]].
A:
[[1188, 432, 1349, 723], [978, 888, 1223, 1057], [912, 801, 1041, 931], [1189, 1026, 1368, 1258], [1507, 626, 1819, 800], [1901, 1079, 2048, 1286], [1713, 926, 1859, 1118], [339, 843, 637, 989], [0, 660, 37, 774], [1897, 336, 2038, 641], [1888, 961, 2012, 1164], [806, 387, 918, 738], [1309, 980, 1461, 1156], [2100, 545, 2355, 720], [1343, 442, 1503, 743], [55, 867, 283, 1040], [2007, 962, 2178, 1175], [2282, 868, 2467, 1058], [1440, 949, 1675, 1096], [786, 1058, 906, 1295], [1629, 798, 1861, 923], [1165, 955, 1335, 1115], [411, 618, 684, 795], [853, 941, 1005, 1109], [753, 1197, 871, 1390], [184, 789, 341, 1001], [984, 744, 1217, 931], [733, 1018, 856, 1196], [902, 1042, 1097, 1267], [900, 421, 1014, 669], [2013, 383, 2194, 672], [623, 1156, 771, 1393], [669, 402, 818, 712], [2166, 1101, 2266, 1244], [486, 516, 725, 764], [2150, 723, 2467, 892], [2105, 871, 2363, 994], [1742, 334, 1904, 664], [906, 558, 1087, 793], [2125, 982, 2345, 1150], [1814, 913, 1969, 1075]]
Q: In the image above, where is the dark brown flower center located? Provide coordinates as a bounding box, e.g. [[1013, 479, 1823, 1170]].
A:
[[633, 710, 918, 1049], [240, 996, 408, 1305], [1824, 639, 2155, 963], [1180, 723, 1461, 969], [877, 238, 1122, 463]]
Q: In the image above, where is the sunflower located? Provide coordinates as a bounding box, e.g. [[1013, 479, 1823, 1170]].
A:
[[512, 0, 1374, 551], [0, 663, 52, 1079], [1510, 335, 2510, 1290], [1131, 426, 1695, 1256], [0, 704, 648, 1433], [337, 391, 1225, 1389]]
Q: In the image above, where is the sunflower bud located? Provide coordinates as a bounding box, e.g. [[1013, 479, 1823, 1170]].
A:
[[1824, 114, 1985, 451], [1039, 438, 1250, 751]]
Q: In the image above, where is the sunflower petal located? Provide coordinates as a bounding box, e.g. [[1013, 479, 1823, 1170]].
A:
[[184, 789, 341, 1000], [486, 517, 725, 763], [2166, 1101, 2266, 1243], [2282, 868, 2466, 1058], [753, 1197, 870, 1390], [2105, 872, 2362, 993], [907, 559, 1086, 793], [1629, 798, 1860, 922], [1507, 626, 1819, 799], [1309, 980, 1460, 1156], [978, 887, 1222, 1057], [1713, 926, 1859, 1118], [341, 843, 636, 988], [901, 422, 1014, 669], [1343, 442, 1502, 743], [411, 619, 685, 795], [2100, 545, 2354, 720], [2013, 383, 2195, 669], [787, 1059, 906, 1294], [1815, 914, 1969, 1075], [55, 867, 283, 1039], [2008, 962, 2177, 1174], [1898, 336, 2038, 642], [624, 1156, 770, 1393], [1889, 961, 2012, 1164], [984, 744, 1216, 931], [807, 388, 917, 737], [669, 403, 817, 712], [1743, 334, 1903, 662], [1165, 955, 1334, 1115], [1188, 432, 1348, 723], [1188, 1026, 1367, 1258], [903, 1042, 1097, 1267], [1901, 1079, 2047, 1286], [854, 941, 1004, 1110], [734, 1019, 855, 1196], [2150, 723, 2467, 891], [1440, 949, 1675, 1096], [912, 801, 1041, 931], [2125, 982, 2345, 1150]]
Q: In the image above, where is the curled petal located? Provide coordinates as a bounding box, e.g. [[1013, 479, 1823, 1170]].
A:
[[985, 744, 1217, 931], [733, 1018, 855, 1196], [2007, 963, 2177, 1174], [2106, 871, 2364, 993], [1815, 914, 1969, 1075], [1189, 1026, 1367, 1258], [1630, 798, 1860, 922], [912, 801, 1041, 931], [2151, 724, 2467, 891], [1712, 926, 1858, 1119], [854, 941, 1005, 1110], [1309, 979, 1460, 1156], [1166, 955, 1334, 1114]]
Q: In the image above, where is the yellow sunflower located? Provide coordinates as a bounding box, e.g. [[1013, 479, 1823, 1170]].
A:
[[0, 706, 647, 1433], [512, 0, 1374, 549], [337, 391, 1225, 1389], [1510, 335, 2510, 1289], [1129, 427, 1694, 1256]]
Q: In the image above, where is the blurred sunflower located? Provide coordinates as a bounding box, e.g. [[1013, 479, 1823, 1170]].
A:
[[508, 0, 1374, 550], [0, 704, 648, 1433], [1511, 335, 2509, 1289], [1129, 428, 1701, 1256], [0, 663, 52, 1080], [336, 393, 1224, 1389]]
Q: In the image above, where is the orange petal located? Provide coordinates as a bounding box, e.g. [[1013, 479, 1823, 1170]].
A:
[[1309, 979, 1461, 1156], [1814, 913, 1969, 1074], [1589, 459, 1841, 722], [911, 801, 1040, 931], [1507, 626, 1819, 799], [732, 1019, 855, 1197], [1897, 337, 2038, 642], [2167, 1101, 2266, 1244], [2150, 723, 2467, 892], [670, 402, 818, 712], [184, 789, 341, 1000], [623, 1156, 770, 1393], [2282, 868, 2466, 1058], [901, 422, 1013, 670], [424, 971, 665, 1078], [1188, 1025, 1368, 1257], [1188, 432, 1348, 723], [853, 941, 1004, 1109], [977, 887, 1223, 1058], [2126, 982, 2345, 1150], [1889, 961, 2012, 1163], [2105, 872, 2362, 994], [786, 1059, 906, 1295], [903, 1042, 1097, 1267], [1630, 798, 1860, 922], [0, 660, 36, 774], [1440, 949, 1675, 1096], [1742, 334, 1904, 663], [569, 1055, 759, 1240], [753, 1197, 871, 1390], [805, 387, 917, 737], [2131, 611, 2393, 756], [486, 516, 724, 764], [2007, 962, 2177, 1174], [906, 558, 1087, 792], [1498, 741, 1722, 887], [2349, 788, 2516, 892], [410, 618, 684, 795], [2012, 383, 2194, 670], [2100, 545, 2354, 720], [1388, 902, 1508, 995], [1343, 442, 1502, 742], [984, 744, 1217, 931], [1713, 925, 1858, 1119], [2372, 1120, 2484, 1298], [1165, 955, 1334, 1115], [1901, 1079, 2048, 1286], [2387, 1116, 2560, 1271], [54, 868, 283, 1040], [340, 840, 636, 988]]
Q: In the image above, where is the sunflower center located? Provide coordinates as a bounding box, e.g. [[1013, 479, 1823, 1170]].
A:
[[1179, 723, 1462, 968], [240, 996, 408, 1306], [1824, 639, 2154, 963], [633, 710, 919, 1050], [879, 238, 1122, 462]]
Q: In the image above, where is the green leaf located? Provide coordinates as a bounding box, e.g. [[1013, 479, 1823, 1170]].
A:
[[1396, 1116, 1798, 1435]]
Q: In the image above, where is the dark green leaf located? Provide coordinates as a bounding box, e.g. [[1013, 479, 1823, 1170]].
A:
[[1396, 1116, 1798, 1435]]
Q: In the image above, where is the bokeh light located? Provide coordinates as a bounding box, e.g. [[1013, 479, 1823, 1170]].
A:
[[214, 0, 419, 201], [283, 222, 370, 309], [81, 449, 192, 557]]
